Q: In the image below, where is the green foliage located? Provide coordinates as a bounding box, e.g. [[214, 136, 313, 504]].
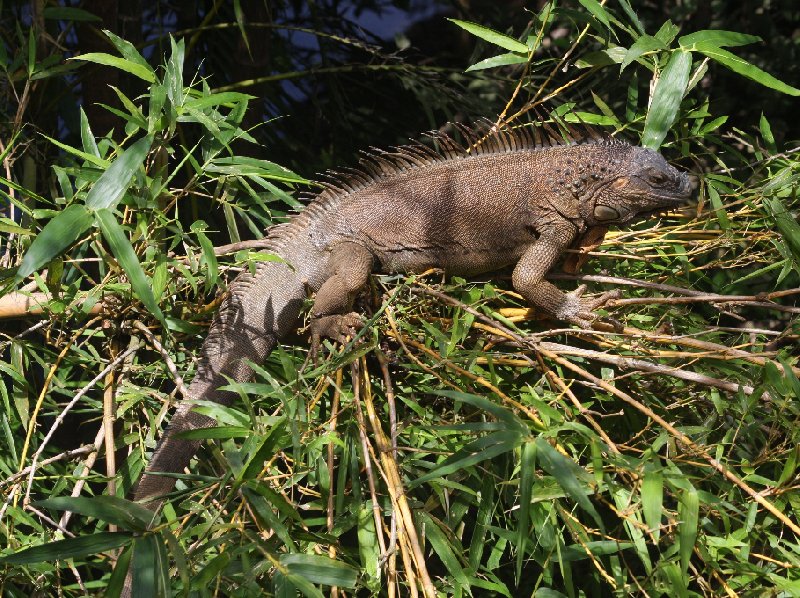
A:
[[1, 3, 800, 597]]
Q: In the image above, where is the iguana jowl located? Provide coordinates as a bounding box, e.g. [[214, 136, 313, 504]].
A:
[[132, 122, 697, 507]]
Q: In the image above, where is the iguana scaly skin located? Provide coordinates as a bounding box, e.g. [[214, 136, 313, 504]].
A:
[[132, 122, 697, 508]]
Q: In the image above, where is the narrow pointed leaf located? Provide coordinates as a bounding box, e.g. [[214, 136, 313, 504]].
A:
[[96, 208, 164, 321], [641, 464, 664, 541], [85, 135, 152, 210], [466, 52, 528, 72], [0, 531, 132, 564], [678, 30, 761, 50], [678, 485, 699, 576], [448, 19, 528, 53], [69, 52, 156, 82], [280, 554, 358, 588], [16, 204, 93, 281], [642, 50, 692, 149], [36, 496, 157, 531], [102, 29, 153, 71], [535, 437, 604, 530], [694, 44, 800, 96]]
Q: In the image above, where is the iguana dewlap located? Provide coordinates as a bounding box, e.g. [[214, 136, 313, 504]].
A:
[[131, 122, 697, 508]]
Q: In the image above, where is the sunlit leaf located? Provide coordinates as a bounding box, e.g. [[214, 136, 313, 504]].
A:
[[69, 52, 156, 83], [16, 204, 93, 281], [694, 43, 800, 96], [448, 19, 529, 53], [642, 50, 692, 149], [85, 135, 152, 210], [96, 208, 164, 321]]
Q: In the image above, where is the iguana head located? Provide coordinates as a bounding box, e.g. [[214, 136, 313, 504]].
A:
[[588, 146, 697, 226]]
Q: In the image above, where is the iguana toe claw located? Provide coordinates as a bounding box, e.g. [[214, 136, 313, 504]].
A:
[[557, 287, 621, 329], [309, 312, 364, 362]]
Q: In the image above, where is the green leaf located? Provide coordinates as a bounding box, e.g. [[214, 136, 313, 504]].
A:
[[43, 7, 102, 22], [185, 91, 256, 111], [69, 52, 156, 83], [466, 52, 528, 72], [621, 35, 666, 71], [641, 463, 664, 542], [642, 50, 692, 149], [707, 182, 731, 230], [79, 108, 101, 158], [678, 485, 699, 576], [516, 440, 537, 582], [578, 0, 620, 29], [35, 496, 157, 531], [654, 20, 680, 46], [419, 512, 471, 588], [447, 19, 529, 53], [279, 554, 358, 588], [191, 221, 219, 289], [678, 30, 761, 50], [165, 37, 186, 107], [0, 220, 31, 235], [694, 44, 800, 96], [130, 535, 168, 597], [617, 0, 644, 35], [102, 29, 153, 71], [175, 425, 251, 440], [27, 27, 35, 77], [96, 208, 164, 322], [84, 135, 152, 210], [760, 113, 777, 154], [0, 531, 132, 564], [535, 437, 604, 531], [411, 431, 522, 487], [16, 204, 94, 281], [41, 133, 108, 168], [765, 197, 800, 264]]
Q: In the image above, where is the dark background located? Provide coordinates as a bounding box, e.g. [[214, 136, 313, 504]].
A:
[[1, 0, 798, 221]]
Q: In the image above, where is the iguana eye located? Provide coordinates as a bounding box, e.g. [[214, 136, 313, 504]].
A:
[[646, 169, 668, 185], [594, 205, 620, 221]]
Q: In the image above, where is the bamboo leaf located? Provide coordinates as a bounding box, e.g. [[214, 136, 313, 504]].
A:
[[621, 35, 666, 71], [96, 208, 164, 321], [641, 463, 664, 542], [466, 52, 528, 72], [678, 30, 762, 50], [535, 437, 604, 530], [678, 485, 699, 577], [279, 554, 358, 588], [84, 135, 152, 210], [410, 432, 522, 487], [16, 204, 94, 281], [694, 44, 800, 96], [36, 496, 157, 531], [448, 19, 529, 53], [419, 512, 471, 587], [516, 440, 537, 582], [642, 50, 692, 149], [69, 52, 156, 83], [0, 532, 132, 564]]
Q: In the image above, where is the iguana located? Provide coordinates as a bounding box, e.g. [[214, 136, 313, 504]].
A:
[[131, 121, 697, 508]]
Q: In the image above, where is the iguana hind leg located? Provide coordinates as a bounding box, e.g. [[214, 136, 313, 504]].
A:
[[309, 242, 374, 352]]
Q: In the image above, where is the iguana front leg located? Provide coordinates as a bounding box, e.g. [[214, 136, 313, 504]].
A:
[[513, 221, 618, 328], [309, 241, 374, 350]]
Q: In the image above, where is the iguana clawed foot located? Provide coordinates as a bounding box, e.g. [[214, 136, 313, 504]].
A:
[[309, 312, 364, 363], [555, 285, 621, 329]]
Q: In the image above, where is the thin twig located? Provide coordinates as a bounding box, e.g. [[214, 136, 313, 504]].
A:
[[132, 320, 189, 398], [23, 344, 138, 505]]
